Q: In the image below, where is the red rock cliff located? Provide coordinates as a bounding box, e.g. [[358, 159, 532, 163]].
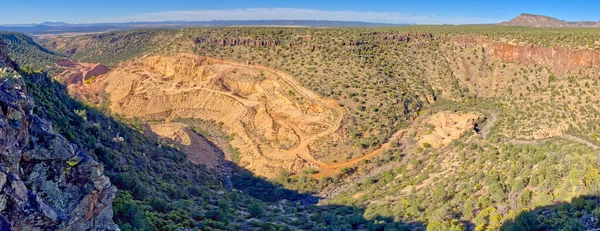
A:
[[453, 37, 600, 74]]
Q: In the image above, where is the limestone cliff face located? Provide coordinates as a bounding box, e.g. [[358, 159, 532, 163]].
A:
[[0, 47, 118, 230]]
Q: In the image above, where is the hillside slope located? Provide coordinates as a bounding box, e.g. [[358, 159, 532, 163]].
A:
[[23, 67, 420, 231], [8, 35, 423, 230], [42, 26, 600, 230], [45, 29, 178, 66], [0, 42, 117, 230], [0, 31, 62, 68]]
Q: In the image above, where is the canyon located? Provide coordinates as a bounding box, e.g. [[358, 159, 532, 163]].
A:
[[71, 54, 345, 177]]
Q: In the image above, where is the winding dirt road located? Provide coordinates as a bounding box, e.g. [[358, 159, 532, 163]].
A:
[[312, 129, 405, 178], [100, 53, 404, 177], [224, 62, 412, 177], [478, 110, 598, 150], [192, 60, 404, 177]]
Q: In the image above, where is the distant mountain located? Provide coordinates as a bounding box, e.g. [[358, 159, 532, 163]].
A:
[[499, 13, 600, 28], [37, 21, 72, 27], [0, 20, 403, 36]]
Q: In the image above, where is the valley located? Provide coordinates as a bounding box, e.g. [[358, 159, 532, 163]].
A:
[[4, 17, 600, 230], [74, 53, 346, 177]]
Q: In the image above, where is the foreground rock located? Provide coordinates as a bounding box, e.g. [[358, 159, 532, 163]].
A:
[[0, 42, 118, 230]]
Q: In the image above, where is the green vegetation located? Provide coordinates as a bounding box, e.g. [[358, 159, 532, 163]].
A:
[[0, 31, 62, 68], [50, 26, 600, 158], [83, 75, 96, 84], [46, 29, 178, 66], [333, 133, 600, 229], [20, 67, 419, 230], [25, 70, 230, 230], [328, 99, 600, 230], [30, 25, 600, 230], [501, 195, 600, 230]]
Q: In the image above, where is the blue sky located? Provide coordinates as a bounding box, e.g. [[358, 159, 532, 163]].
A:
[[1, 0, 599, 25]]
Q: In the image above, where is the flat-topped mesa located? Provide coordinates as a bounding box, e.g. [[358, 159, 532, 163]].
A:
[[499, 13, 600, 28]]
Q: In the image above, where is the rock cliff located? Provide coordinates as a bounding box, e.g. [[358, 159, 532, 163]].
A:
[[56, 59, 109, 85], [192, 32, 434, 52], [0, 42, 118, 230], [452, 37, 600, 75], [0, 42, 16, 71]]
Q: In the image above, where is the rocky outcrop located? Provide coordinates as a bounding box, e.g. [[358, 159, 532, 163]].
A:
[[0, 42, 7, 67], [0, 42, 17, 71], [57, 59, 78, 68], [57, 60, 109, 85], [194, 37, 279, 47], [486, 42, 600, 73], [193, 33, 434, 51], [453, 37, 600, 74], [0, 61, 118, 229], [499, 13, 600, 28], [381, 33, 434, 43], [83, 64, 109, 81]]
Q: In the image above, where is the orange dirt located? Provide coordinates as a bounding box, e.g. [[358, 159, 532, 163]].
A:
[[83, 54, 346, 177], [312, 129, 405, 178], [60, 53, 405, 178], [417, 112, 480, 148], [56, 59, 109, 85], [149, 123, 223, 169]]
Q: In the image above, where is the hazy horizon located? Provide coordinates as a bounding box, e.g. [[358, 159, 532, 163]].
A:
[[2, 0, 600, 25]]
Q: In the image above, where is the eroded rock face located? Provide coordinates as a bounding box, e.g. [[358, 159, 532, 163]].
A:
[[83, 54, 343, 177], [0, 69, 118, 229], [453, 37, 600, 75], [56, 59, 109, 85], [193, 37, 279, 47]]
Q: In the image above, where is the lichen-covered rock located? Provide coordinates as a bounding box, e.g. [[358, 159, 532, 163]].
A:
[[0, 58, 118, 230]]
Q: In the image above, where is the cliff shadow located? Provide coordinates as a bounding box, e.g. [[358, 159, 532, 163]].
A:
[[21, 70, 435, 230], [501, 195, 600, 231], [147, 121, 431, 230]]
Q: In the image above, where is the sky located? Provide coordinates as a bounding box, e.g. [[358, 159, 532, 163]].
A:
[[1, 0, 600, 25]]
